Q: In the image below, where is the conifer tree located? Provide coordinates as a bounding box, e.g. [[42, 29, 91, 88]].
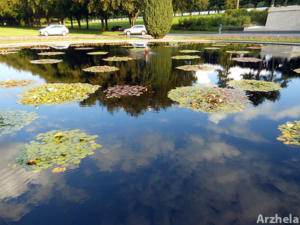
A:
[[143, 0, 173, 39]]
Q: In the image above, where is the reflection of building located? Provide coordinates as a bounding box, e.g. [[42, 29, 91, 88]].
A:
[[260, 45, 300, 60]]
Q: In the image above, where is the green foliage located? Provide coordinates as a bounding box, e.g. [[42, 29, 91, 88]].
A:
[[257, 1, 266, 7], [15, 130, 102, 172], [277, 121, 300, 146], [168, 86, 250, 114], [228, 80, 282, 92], [19, 83, 100, 106], [0, 110, 38, 137], [249, 9, 268, 25], [143, 0, 173, 39]]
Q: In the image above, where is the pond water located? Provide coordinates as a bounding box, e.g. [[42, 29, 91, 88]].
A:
[[0, 43, 300, 225]]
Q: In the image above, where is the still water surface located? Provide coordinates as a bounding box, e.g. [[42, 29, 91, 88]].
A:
[[0, 43, 300, 225]]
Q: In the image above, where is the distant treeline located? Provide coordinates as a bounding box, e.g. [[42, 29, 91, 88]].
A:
[[0, 0, 299, 30]]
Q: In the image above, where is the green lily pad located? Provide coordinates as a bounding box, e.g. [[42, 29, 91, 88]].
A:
[[31, 46, 50, 50], [179, 50, 201, 53], [231, 57, 263, 63], [30, 59, 63, 64], [294, 68, 300, 73], [0, 80, 34, 88], [277, 121, 300, 146], [37, 52, 65, 56], [19, 83, 100, 106], [103, 56, 135, 62], [176, 64, 215, 72], [168, 86, 249, 114], [0, 50, 17, 55], [226, 50, 250, 55], [228, 80, 282, 92], [247, 46, 262, 50], [0, 110, 38, 137], [87, 51, 109, 55], [104, 85, 148, 98], [15, 129, 102, 172], [83, 66, 119, 73], [74, 47, 95, 50], [212, 44, 227, 47], [171, 55, 201, 60], [204, 47, 220, 50]]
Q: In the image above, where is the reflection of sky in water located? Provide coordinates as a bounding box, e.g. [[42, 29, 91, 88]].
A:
[[0, 45, 300, 225]]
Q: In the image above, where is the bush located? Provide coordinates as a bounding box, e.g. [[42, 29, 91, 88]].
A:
[[257, 1, 266, 7], [249, 9, 268, 25], [143, 0, 173, 39]]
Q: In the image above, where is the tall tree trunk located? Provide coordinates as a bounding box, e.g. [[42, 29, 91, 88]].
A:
[[130, 10, 141, 26], [105, 16, 108, 31], [236, 0, 240, 9], [61, 18, 64, 25], [271, 0, 275, 7], [46, 17, 50, 25], [86, 15, 89, 29], [77, 18, 81, 29], [70, 16, 73, 29], [128, 17, 132, 27], [101, 18, 105, 32], [284, 0, 288, 6]]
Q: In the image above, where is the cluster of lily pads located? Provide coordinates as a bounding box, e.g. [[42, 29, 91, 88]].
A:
[[171, 55, 200, 60], [0, 110, 38, 137], [31, 46, 50, 50], [176, 64, 215, 72], [19, 83, 100, 106], [231, 57, 263, 63], [104, 85, 148, 98], [228, 80, 282, 92], [226, 50, 250, 55], [37, 52, 65, 56], [204, 47, 220, 50], [168, 86, 249, 114], [179, 50, 200, 53], [0, 80, 34, 88], [83, 66, 119, 73], [30, 59, 63, 64], [103, 56, 135, 62], [277, 121, 300, 146], [15, 129, 102, 172], [75, 47, 95, 50], [87, 51, 109, 55], [0, 49, 18, 55]]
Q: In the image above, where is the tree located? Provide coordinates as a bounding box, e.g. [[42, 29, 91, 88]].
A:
[[122, 0, 143, 26], [172, 0, 187, 14], [195, 0, 210, 13], [143, 0, 173, 39], [225, 0, 235, 9]]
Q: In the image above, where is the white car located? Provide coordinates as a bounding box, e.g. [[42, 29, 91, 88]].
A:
[[124, 25, 147, 36], [39, 25, 69, 36]]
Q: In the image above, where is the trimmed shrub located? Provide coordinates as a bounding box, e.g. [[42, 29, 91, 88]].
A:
[[143, 0, 173, 39], [249, 9, 268, 25]]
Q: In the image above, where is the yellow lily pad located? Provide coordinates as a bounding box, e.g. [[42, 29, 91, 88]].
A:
[[277, 121, 300, 146], [37, 52, 65, 56], [171, 55, 200, 60], [0, 80, 34, 88], [83, 66, 119, 73], [103, 56, 135, 62], [87, 51, 109, 55], [176, 64, 215, 72], [231, 57, 263, 63], [30, 59, 63, 64]]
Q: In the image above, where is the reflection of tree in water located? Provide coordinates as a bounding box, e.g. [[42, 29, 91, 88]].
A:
[[81, 46, 197, 116]]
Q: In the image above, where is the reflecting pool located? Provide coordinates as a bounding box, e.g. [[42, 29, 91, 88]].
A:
[[0, 43, 300, 225]]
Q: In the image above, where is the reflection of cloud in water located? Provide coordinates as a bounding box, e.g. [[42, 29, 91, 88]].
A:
[[92, 132, 300, 225], [235, 103, 300, 123], [194, 65, 221, 86], [0, 143, 88, 221], [228, 66, 282, 81]]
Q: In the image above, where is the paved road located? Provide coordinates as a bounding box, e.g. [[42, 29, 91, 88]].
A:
[[167, 31, 300, 38]]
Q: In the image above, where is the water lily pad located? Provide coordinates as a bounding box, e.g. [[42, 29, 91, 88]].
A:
[[204, 47, 220, 50], [30, 59, 63, 64], [103, 56, 135, 62], [231, 57, 263, 63], [37, 52, 65, 56], [212, 44, 227, 47], [31, 46, 50, 50], [176, 64, 215, 72], [74, 47, 95, 50], [87, 51, 109, 55], [247, 46, 262, 50], [277, 121, 300, 146], [294, 68, 300, 73], [228, 80, 282, 92], [179, 50, 201, 53], [0, 50, 17, 55], [0, 80, 34, 88], [168, 86, 249, 114], [171, 55, 201, 60], [121, 45, 134, 48], [104, 85, 148, 98], [226, 50, 250, 55], [83, 66, 119, 73], [19, 83, 100, 106], [0, 110, 38, 137], [15, 129, 102, 172]]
